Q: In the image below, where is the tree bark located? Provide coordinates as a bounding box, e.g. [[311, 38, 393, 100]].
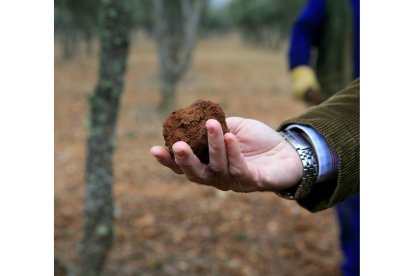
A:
[[159, 77, 178, 112], [76, 0, 130, 275], [153, 0, 205, 113]]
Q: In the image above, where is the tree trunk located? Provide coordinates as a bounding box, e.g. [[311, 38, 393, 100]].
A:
[[159, 77, 177, 113], [76, 0, 130, 275], [153, 0, 205, 113]]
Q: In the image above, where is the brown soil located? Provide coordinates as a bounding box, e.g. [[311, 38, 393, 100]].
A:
[[163, 100, 229, 164]]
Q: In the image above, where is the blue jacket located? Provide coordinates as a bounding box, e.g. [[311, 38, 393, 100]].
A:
[[289, 0, 360, 78]]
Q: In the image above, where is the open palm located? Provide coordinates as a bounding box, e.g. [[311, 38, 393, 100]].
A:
[[150, 117, 302, 193]]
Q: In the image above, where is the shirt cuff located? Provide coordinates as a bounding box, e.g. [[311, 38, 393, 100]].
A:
[[286, 124, 338, 183]]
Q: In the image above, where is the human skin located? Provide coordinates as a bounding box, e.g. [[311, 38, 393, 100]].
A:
[[150, 117, 303, 193]]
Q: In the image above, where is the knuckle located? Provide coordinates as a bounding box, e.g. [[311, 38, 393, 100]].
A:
[[208, 141, 220, 153], [208, 162, 224, 173], [227, 148, 239, 159], [229, 166, 243, 177], [176, 159, 191, 169]]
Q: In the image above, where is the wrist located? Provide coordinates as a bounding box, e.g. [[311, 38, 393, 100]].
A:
[[276, 129, 318, 200], [286, 124, 338, 183]]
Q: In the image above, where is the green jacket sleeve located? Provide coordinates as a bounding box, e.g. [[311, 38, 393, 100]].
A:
[[278, 79, 360, 212]]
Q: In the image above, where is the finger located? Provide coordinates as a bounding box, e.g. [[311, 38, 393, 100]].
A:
[[224, 133, 249, 177], [150, 146, 183, 174], [206, 119, 228, 174], [172, 141, 212, 183], [224, 133, 261, 192]]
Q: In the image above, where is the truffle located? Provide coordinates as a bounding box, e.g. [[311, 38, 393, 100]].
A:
[[163, 100, 229, 164]]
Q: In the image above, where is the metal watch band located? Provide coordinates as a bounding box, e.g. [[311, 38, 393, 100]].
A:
[[277, 129, 318, 200]]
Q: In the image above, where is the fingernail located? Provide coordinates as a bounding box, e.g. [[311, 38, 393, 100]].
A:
[[208, 127, 214, 134], [176, 150, 186, 158]]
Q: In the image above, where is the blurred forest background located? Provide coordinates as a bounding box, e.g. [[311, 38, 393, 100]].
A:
[[54, 0, 341, 275]]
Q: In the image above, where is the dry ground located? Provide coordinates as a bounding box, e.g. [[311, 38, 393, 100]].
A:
[[55, 36, 341, 275]]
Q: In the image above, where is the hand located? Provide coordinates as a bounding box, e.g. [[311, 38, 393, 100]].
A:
[[290, 66, 325, 105], [150, 117, 303, 193], [304, 88, 325, 105]]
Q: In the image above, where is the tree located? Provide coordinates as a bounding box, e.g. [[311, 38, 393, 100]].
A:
[[54, 0, 101, 58], [201, 3, 233, 36], [153, 0, 206, 113], [229, 0, 305, 49], [76, 0, 131, 274], [54, 0, 151, 59]]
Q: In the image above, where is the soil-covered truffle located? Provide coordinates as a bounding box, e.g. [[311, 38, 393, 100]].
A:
[[163, 100, 229, 164]]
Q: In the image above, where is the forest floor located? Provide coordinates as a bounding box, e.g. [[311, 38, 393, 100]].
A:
[[55, 35, 341, 276]]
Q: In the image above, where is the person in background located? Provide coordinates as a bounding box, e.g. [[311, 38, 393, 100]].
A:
[[288, 0, 360, 275]]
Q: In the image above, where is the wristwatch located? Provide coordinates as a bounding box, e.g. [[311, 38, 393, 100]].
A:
[[277, 129, 318, 200]]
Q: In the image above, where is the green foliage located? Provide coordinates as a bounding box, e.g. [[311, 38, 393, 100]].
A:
[[55, 0, 153, 35], [54, 0, 100, 38], [203, 0, 306, 47], [55, 0, 152, 58], [201, 3, 233, 34], [230, 0, 305, 32], [55, 0, 308, 54], [127, 0, 153, 32]]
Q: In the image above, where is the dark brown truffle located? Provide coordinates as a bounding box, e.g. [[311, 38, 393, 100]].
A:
[[163, 100, 229, 164]]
